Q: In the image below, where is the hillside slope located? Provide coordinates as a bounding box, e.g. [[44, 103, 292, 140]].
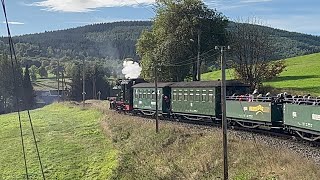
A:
[[264, 52, 320, 95], [0, 21, 319, 61], [202, 52, 320, 95], [0, 21, 152, 60]]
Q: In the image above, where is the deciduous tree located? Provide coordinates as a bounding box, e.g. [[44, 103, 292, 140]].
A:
[[230, 19, 286, 89], [137, 0, 228, 81]]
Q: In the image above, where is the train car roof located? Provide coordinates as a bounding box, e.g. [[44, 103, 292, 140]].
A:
[[170, 80, 249, 88], [132, 82, 175, 88]]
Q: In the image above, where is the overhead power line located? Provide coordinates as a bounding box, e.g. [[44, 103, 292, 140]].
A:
[[1, 0, 46, 179]]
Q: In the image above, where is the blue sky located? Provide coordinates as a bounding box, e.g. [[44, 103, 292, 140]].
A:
[[1, 0, 319, 36]]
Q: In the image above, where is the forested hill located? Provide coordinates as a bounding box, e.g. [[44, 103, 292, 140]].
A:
[[0, 21, 152, 60], [0, 20, 320, 61]]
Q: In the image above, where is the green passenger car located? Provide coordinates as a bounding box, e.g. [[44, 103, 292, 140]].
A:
[[283, 104, 320, 137], [170, 81, 248, 119], [132, 83, 173, 114], [226, 100, 283, 126]]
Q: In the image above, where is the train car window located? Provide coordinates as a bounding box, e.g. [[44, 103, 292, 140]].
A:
[[202, 90, 207, 102], [178, 90, 183, 101], [184, 90, 188, 101], [189, 90, 194, 101], [139, 90, 142, 98], [147, 89, 151, 99], [184, 93, 188, 101], [209, 94, 214, 102], [152, 91, 155, 100], [195, 90, 200, 102], [209, 90, 214, 102], [173, 90, 177, 101], [143, 90, 146, 99]]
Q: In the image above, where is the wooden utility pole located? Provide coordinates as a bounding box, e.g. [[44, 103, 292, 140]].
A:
[[197, 29, 201, 81], [61, 70, 65, 101], [215, 45, 230, 180], [57, 59, 60, 102], [97, 91, 101, 100], [154, 64, 159, 133], [92, 78, 96, 99], [82, 58, 86, 107]]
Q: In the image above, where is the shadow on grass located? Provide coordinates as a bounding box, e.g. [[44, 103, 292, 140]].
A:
[[266, 75, 320, 82]]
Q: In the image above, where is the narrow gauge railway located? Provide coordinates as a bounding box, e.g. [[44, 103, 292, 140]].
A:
[[109, 78, 320, 143]]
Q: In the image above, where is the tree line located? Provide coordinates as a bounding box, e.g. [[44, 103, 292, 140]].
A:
[[0, 54, 35, 114], [67, 61, 112, 101]]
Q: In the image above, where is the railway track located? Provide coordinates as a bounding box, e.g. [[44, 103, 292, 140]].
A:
[[120, 111, 320, 165]]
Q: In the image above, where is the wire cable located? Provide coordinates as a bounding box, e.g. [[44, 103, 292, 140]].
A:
[[1, 0, 46, 179], [1, 0, 29, 179], [27, 110, 46, 180], [161, 51, 220, 67]]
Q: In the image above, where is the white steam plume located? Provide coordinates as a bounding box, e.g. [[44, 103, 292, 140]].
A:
[[122, 60, 142, 79]]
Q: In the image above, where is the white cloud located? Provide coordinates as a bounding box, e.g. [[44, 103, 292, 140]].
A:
[[3, 21, 24, 25], [32, 0, 155, 12], [206, 0, 272, 10], [240, 0, 272, 3]]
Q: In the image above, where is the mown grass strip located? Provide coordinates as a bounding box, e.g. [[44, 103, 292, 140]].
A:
[[0, 103, 117, 180]]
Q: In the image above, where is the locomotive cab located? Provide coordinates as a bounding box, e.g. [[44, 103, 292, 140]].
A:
[[117, 78, 146, 111]]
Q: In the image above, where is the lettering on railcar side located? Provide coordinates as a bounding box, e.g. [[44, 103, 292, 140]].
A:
[[248, 105, 270, 114], [292, 112, 297, 118], [297, 122, 313, 128], [248, 105, 270, 115], [239, 114, 253, 119], [312, 114, 320, 121]]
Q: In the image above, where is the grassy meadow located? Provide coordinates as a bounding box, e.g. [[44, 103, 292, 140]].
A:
[[202, 52, 320, 95], [32, 73, 71, 91], [0, 103, 117, 179]]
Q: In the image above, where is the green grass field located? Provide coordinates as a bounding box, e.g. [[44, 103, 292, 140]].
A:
[[0, 103, 117, 179], [33, 77, 71, 91], [202, 52, 320, 95], [33, 75, 71, 91]]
